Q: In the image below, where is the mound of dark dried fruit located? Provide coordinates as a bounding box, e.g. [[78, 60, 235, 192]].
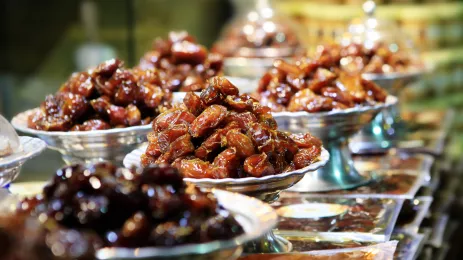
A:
[[142, 76, 322, 178], [2, 163, 243, 259], [254, 53, 388, 113], [138, 31, 223, 92], [315, 43, 423, 74], [28, 59, 172, 131]]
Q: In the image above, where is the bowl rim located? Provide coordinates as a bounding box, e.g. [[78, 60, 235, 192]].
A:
[[11, 108, 152, 137], [271, 95, 397, 119], [362, 69, 427, 81]]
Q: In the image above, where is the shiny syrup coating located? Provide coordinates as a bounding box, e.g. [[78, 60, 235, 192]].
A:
[[0, 163, 244, 260], [28, 59, 172, 131], [254, 46, 389, 113], [143, 76, 322, 179], [138, 31, 223, 92]]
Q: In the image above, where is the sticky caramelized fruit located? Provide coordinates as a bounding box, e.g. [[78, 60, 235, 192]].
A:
[[143, 76, 323, 178]]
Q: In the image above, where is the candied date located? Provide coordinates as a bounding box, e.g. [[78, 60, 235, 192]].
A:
[[248, 122, 275, 153], [60, 72, 95, 98], [153, 109, 196, 132], [225, 112, 258, 129], [336, 72, 366, 103], [288, 88, 335, 112], [244, 153, 276, 177], [171, 41, 207, 65], [157, 124, 189, 152], [178, 158, 211, 178], [71, 119, 111, 131], [183, 92, 204, 116], [189, 105, 228, 137], [126, 104, 142, 126], [210, 148, 239, 178], [164, 134, 195, 163], [208, 76, 239, 96], [290, 133, 322, 149], [293, 146, 321, 169], [225, 129, 255, 158], [200, 84, 223, 105]]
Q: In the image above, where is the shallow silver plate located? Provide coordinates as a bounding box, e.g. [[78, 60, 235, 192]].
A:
[[12, 109, 152, 165], [96, 189, 278, 260], [124, 145, 329, 202], [0, 136, 46, 186]]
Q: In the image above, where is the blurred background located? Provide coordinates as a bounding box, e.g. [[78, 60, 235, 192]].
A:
[[0, 0, 461, 182]]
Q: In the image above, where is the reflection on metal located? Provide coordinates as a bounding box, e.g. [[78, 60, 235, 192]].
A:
[[274, 96, 397, 192]]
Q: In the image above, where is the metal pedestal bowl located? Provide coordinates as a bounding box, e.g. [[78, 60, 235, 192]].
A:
[[273, 96, 397, 192], [351, 72, 424, 154], [0, 136, 47, 187], [124, 145, 329, 254], [12, 109, 151, 165]]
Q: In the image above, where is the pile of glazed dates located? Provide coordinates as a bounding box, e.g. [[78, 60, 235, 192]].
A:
[[314, 43, 423, 74], [254, 55, 387, 112], [0, 163, 243, 260], [28, 31, 223, 132], [141, 76, 322, 178], [27, 59, 173, 131], [139, 31, 223, 92]]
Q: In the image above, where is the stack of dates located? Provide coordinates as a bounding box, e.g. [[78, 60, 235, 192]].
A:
[[315, 43, 423, 74], [255, 54, 388, 112], [0, 163, 244, 260], [28, 59, 172, 131], [138, 31, 223, 92], [142, 76, 323, 179]]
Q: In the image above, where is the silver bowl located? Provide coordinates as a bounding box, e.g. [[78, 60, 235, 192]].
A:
[[273, 96, 397, 192], [124, 145, 329, 202], [124, 144, 329, 253], [96, 189, 278, 260], [0, 136, 47, 187], [351, 71, 425, 154], [12, 108, 152, 165]]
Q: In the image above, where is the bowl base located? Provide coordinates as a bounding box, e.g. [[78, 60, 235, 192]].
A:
[[243, 231, 292, 254], [288, 169, 374, 192]]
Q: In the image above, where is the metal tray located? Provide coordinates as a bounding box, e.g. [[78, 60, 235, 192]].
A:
[[272, 193, 403, 241]]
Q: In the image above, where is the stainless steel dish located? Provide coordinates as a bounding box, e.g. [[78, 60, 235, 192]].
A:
[[124, 145, 329, 202], [96, 189, 278, 260], [351, 71, 425, 154], [11, 108, 152, 165], [274, 96, 397, 192], [0, 136, 47, 187]]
